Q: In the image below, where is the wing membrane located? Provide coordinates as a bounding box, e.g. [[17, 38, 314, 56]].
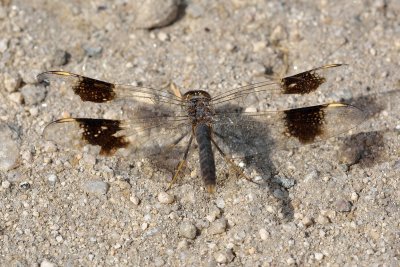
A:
[[213, 103, 366, 155], [211, 64, 345, 107], [38, 71, 193, 158], [43, 116, 192, 157], [37, 71, 185, 106]]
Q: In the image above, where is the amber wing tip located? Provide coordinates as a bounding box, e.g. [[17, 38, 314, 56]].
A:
[[205, 184, 216, 194]]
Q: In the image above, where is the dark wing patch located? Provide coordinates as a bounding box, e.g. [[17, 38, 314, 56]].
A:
[[45, 118, 129, 155], [283, 105, 326, 143], [211, 64, 345, 106], [213, 102, 366, 153], [281, 64, 342, 94], [37, 71, 116, 102]]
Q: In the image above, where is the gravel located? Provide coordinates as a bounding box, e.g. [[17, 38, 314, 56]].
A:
[[335, 199, 353, 212], [3, 72, 22, 92], [134, 0, 180, 29], [179, 221, 197, 239], [20, 84, 46, 105], [207, 218, 227, 235], [82, 180, 110, 195], [157, 191, 175, 204], [0, 124, 20, 171], [0, 0, 399, 266]]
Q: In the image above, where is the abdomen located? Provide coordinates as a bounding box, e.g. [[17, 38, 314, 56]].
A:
[[195, 123, 216, 193]]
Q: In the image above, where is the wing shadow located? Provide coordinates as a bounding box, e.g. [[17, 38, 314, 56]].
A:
[[214, 103, 294, 221], [339, 89, 400, 167]]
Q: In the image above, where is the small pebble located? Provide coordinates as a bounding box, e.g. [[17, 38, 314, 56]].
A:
[[215, 198, 225, 209], [56, 235, 63, 242], [287, 256, 296, 265], [130, 194, 140, 205], [301, 217, 314, 227], [158, 192, 174, 204], [134, 0, 179, 29], [20, 84, 46, 105], [0, 124, 20, 171], [335, 199, 352, 212], [50, 49, 71, 66], [259, 228, 269, 240], [339, 147, 361, 165], [43, 141, 58, 153], [177, 239, 189, 249], [186, 3, 205, 18], [154, 257, 165, 267], [214, 251, 227, 263], [82, 180, 109, 195], [214, 249, 234, 263], [206, 206, 221, 222], [157, 32, 169, 42], [272, 188, 286, 199], [351, 192, 359, 201], [8, 92, 24, 104], [47, 174, 58, 185], [84, 46, 103, 57], [0, 38, 8, 53], [179, 221, 197, 239], [3, 72, 22, 92], [314, 252, 324, 261], [40, 260, 56, 267], [316, 214, 330, 225], [304, 170, 318, 182], [273, 176, 296, 189], [141, 222, 148, 230], [208, 218, 227, 235], [2, 180, 11, 189]]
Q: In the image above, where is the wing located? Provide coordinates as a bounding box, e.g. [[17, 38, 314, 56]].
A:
[[212, 103, 366, 156], [210, 64, 345, 107], [38, 71, 193, 158], [37, 71, 185, 107], [43, 116, 192, 157]]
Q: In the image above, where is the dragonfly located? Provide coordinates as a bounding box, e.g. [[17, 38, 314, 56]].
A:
[[37, 64, 366, 193]]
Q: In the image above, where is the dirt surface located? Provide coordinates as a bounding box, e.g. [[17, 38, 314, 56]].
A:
[[0, 0, 399, 266]]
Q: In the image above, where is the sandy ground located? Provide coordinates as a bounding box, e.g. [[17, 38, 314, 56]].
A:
[[0, 0, 399, 266]]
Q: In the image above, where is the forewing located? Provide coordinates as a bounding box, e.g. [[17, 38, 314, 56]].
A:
[[211, 64, 345, 107], [37, 71, 185, 107]]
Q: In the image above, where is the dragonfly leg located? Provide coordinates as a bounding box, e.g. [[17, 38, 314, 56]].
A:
[[211, 137, 260, 186], [166, 134, 193, 191]]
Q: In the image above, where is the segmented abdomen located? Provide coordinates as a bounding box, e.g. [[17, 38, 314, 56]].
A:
[[195, 123, 216, 193]]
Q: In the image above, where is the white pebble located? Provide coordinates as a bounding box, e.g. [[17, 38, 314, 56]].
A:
[[82, 180, 109, 195], [302, 217, 314, 227], [56, 235, 63, 242], [179, 222, 197, 239], [130, 194, 140, 205], [141, 222, 148, 230], [208, 218, 227, 235], [351, 191, 359, 201], [40, 260, 56, 267], [315, 252, 324, 261], [287, 256, 296, 265], [259, 228, 269, 240], [158, 192, 174, 204], [214, 252, 227, 263], [215, 198, 225, 209], [0, 124, 20, 171], [8, 92, 24, 104], [2, 180, 11, 189], [316, 214, 330, 225], [48, 174, 58, 184]]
